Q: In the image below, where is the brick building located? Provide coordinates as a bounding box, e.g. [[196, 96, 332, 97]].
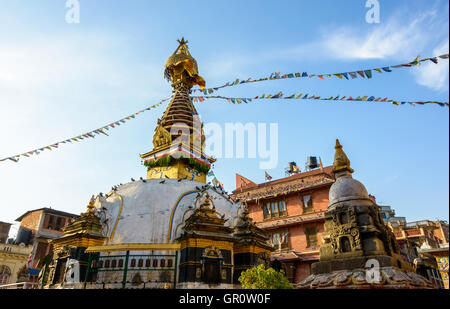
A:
[[15, 208, 79, 269], [231, 165, 335, 284], [0, 221, 12, 244]]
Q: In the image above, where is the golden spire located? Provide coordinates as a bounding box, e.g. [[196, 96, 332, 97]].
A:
[[332, 139, 354, 174]]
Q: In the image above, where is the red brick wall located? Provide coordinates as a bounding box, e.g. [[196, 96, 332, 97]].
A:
[[20, 210, 43, 231], [294, 262, 313, 283]]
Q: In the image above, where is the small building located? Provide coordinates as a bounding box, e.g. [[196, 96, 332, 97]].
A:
[[418, 244, 449, 289], [378, 205, 406, 223], [15, 208, 79, 269], [231, 165, 336, 284]]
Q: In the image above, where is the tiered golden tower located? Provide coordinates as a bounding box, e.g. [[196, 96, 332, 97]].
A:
[[140, 38, 214, 183]]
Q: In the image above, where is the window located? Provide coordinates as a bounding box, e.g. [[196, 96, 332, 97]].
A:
[[153, 259, 158, 268], [138, 259, 143, 267], [263, 204, 271, 219], [56, 217, 62, 229], [104, 260, 110, 268], [118, 259, 123, 268], [160, 259, 166, 267], [167, 259, 173, 268], [263, 200, 287, 219], [270, 230, 289, 250], [130, 259, 136, 267], [305, 227, 318, 248], [302, 195, 313, 213], [47, 215, 54, 229], [111, 260, 117, 268], [0, 265, 11, 285], [145, 259, 151, 267]]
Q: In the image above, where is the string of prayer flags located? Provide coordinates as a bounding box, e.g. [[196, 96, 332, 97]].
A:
[[191, 54, 449, 95], [191, 93, 449, 108], [0, 97, 171, 164]]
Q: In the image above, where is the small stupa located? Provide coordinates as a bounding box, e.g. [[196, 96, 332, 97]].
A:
[[297, 139, 434, 289]]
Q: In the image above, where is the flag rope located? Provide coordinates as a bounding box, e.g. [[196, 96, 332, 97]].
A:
[[191, 54, 450, 95], [191, 94, 449, 107], [0, 97, 172, 163]]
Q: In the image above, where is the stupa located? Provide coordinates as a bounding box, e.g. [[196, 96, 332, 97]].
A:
[[43, 39, 273, 289], [297, 140, 434, 289]]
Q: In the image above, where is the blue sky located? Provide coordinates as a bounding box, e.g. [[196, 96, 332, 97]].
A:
[[0, 0, 448, 236]]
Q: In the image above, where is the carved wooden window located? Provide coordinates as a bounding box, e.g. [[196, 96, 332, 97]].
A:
[[167, 259, 173, 268], [104, 260, 110, 268], [263, 204, 271, 219], [130, 259, 136, 267], [305, 227, 318, 248], [138, 259, 143, 267], [340, 237, 351, 253], [302, 195, 313, 213], [111, 259, 117, 268], [153, 259, 158, 268], [270, 230, 289, 250], [55, 217, 62, 231], [118, 259, 123, 268], [160, 259, 166, 267], [145, 259, 151, 267], [263, 199, 287, 219], [98, 260, 103, 268], [47, 215, 54, 230]]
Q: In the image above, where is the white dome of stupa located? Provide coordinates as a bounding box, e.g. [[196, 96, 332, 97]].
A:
[[93, 179, 240, 245]]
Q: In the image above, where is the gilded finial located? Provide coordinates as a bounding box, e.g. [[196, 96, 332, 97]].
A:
[[164, 38, 206, 89], [332, 139, 354, 174], [85, 195, 96, 215]]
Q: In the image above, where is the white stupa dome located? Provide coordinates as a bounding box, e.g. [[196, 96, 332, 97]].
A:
[[93, 179, 240, 245]]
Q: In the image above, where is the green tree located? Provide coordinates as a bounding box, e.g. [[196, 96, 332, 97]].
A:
[[238, 264, 294, 289]]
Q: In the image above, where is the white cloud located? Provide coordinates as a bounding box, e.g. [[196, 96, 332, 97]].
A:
[[413, 39, 449, 91], [319, 9, 442, 60]]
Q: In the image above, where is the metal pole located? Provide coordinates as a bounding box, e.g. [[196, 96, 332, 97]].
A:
[[122, 251, 130, 289], [40, 256, 49, 289], [83, 253, 93, 289], [173, 251, 178, 289]]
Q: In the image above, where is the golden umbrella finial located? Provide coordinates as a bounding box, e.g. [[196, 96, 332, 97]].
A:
[[332, 139, 354, 174], [164, 38, 206, 89]]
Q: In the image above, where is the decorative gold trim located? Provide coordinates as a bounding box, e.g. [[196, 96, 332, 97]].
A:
[[180, 239, 234, 251], [85, 243, 181, 253], [233, 245, 271, 255], [109, 192, 124, 241]]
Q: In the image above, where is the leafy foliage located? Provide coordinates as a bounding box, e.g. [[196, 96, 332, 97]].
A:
[[238, 264, 294, 289]]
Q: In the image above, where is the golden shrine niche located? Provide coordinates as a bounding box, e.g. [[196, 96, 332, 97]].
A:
[[152, 121, 172, 150]]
